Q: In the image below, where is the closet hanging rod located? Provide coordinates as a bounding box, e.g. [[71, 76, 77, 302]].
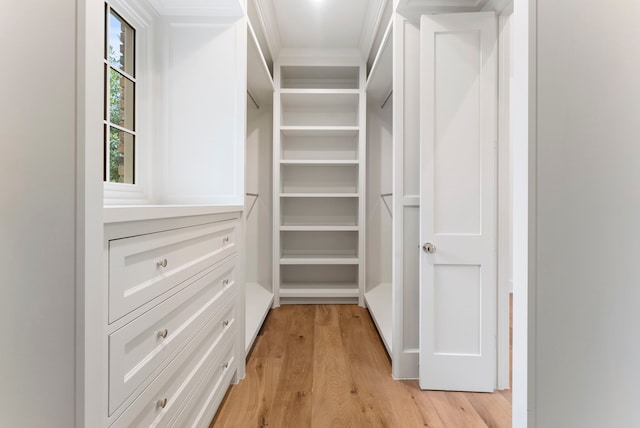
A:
[[245, 192, 259, 219], [381, 90, 393, 109], [380, 192, 393, 218], [247, 90, 260, 109]]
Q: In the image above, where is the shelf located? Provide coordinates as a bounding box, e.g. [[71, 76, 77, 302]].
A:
[[281, 130, 358, 161], [280, 225, 359, 232], [280, 255, 359, 265], [280, 66, 360, 89], [280, 160, 359, 166], [366, 18, 393, 105], [275, 63, 364, 306], [280, 126, 359, 137], [365, 283, 392, 356], [281, 163, 358, 194], [281, 92, 359, 109], [280, 88, 360, 95], [245, 282, 273, 354], [280, 193, 359, 198], [247, 21, 274, 109], [280, 92, 359, 127], [281, 198, 358, 227], [280, 283, 360, 299]]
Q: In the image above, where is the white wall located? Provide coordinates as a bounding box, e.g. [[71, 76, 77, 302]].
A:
[[0, 1, 77, 426], [245, 103, 273, 289], [531, 0, 640, 425], [366, 97, 393, 290]]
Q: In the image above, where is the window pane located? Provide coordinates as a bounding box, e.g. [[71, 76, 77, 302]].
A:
[[109, 68, 135, 130], [108, 10, 134, 76], [109, 127, 135, 184]]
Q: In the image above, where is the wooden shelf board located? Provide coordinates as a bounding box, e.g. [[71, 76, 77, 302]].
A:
[[280, 126, 359, 137], [280, 92, 359, 110], [280, 225, 359, 232], [280, 193, 359, 198], [280, 160, 360, 166], [365, 282, 393, 356], [280, 88, 360, 95], [245, 282, 274, 354], [280, 255, 359, 265], [280, 283, 359, 298]]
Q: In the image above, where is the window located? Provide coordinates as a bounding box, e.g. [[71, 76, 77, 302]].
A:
[[104, 4, 136, 184]]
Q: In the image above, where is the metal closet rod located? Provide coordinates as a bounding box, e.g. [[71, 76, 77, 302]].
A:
[[245, 192, 259, 219], [381, 90, 393, 109], [380, 192, 393, 218], [247, 90, 260, 109]]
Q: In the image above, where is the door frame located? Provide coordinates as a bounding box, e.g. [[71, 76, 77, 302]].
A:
[[497, 3, 514, 392], [512, 0, 536, 426]]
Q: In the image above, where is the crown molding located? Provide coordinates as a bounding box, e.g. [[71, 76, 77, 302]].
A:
[[358, 0, 388, 60], [397, 0, 514, 21], [147, 0, 244, 17], [254, 0, 282, 59]]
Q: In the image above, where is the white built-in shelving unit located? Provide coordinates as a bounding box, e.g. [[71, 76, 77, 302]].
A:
[[273, 61, 366, 306], [245, 15, 275, 354]]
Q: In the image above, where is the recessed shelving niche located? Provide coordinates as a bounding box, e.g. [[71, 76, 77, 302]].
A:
[[280, 93, 360, 127], [281, 164, 358, 194], [274, 62, 365, 305], [281, 66, 360, 89]]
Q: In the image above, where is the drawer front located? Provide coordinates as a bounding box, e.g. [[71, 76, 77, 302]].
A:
[[170, 342, 237, 428], [110, 304, 238, 428], [109, 258, 237, 415], [109, 220, 237, 322]]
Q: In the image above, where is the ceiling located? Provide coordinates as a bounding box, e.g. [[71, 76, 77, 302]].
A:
[[252, 0, 512, 62], [254, 0, 388, 59]]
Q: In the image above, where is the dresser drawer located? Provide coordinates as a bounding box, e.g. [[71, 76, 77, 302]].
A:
[[110, 304, 238, 428], [108, 257, 237, 415], [108, 219, 237, 322], [170, 337, 237, 427]]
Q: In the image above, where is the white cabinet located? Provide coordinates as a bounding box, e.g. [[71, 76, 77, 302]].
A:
[[104, 211, 242, 427], [273, 62, 366, 305], [108, 220, 237, 322]]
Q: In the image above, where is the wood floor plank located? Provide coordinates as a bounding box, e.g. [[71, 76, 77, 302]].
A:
[[465, 392, 512, 428], [425, 390, 489, 428], [311, 305, 361, 428], [268, 305, 315, 428], [338, 305, 400, 428], [210, 305, 512, 428]]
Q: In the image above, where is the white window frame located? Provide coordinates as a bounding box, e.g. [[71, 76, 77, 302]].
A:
[[103, 0, 155, 205]]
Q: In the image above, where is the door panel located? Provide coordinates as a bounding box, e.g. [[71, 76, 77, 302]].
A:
[[420, 12, 497, 392]]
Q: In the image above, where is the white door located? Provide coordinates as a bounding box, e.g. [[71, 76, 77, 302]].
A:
[[419, 12, 497, 392]]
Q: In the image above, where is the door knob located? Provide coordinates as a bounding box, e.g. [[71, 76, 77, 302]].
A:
[[422, 243, 436, 254]]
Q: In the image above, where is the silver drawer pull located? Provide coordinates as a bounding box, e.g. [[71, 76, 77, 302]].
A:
[[157, 329, 168, 339], [222, 236, 230, 244], [157, 398, 168, 409], [223, 279, 230, 286], [156, 258, 168, 268], [222, 320, 230, 327], [221, 362, 229, 369]]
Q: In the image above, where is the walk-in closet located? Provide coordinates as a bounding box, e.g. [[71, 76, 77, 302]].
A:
[[8, 0, 523, 426]]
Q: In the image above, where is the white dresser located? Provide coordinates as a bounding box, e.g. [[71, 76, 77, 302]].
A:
[[103, 208, 243, 427]]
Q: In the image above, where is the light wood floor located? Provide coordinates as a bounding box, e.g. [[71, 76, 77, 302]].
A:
[[211, 304, 511, 428]]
